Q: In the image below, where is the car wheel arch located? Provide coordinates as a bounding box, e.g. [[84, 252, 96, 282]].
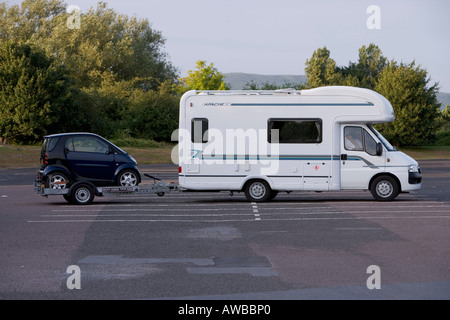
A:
[[115, 166, 141, 185]]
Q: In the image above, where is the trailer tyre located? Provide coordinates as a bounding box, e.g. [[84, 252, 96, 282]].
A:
[[244, 180, 272, 202], [70, 184, 95, 205], [370, 175, 399, 201]]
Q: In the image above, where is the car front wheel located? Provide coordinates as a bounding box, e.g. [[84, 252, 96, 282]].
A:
[[117, 170, 139, 187]]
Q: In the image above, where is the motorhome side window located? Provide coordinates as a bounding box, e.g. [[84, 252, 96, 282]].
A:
[[268, 119, 322, 143], [344, 126, 378, 156], [191, 118, 208, 143]]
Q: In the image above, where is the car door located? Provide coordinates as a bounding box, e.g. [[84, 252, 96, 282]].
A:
[[64, 135, 116, 182], [340, 125, 385, 189]]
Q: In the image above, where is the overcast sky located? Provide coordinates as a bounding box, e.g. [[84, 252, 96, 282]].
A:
[[6, 0, 450, 92]]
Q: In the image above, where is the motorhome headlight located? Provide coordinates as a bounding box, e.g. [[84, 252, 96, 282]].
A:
[[408, 164, 419, 173]]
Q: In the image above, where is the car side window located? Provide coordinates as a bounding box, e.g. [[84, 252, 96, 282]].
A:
[[67, 136, 109, 154], [65, 137, 74, 152]]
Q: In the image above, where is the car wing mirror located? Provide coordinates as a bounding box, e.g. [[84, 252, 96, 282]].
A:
[[64, 147, 70, 154]]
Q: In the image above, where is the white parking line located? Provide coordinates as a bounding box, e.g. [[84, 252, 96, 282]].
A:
[[52, 207, 251, 212], [28, 215, 450, 223], [251, 202, 261, 221]]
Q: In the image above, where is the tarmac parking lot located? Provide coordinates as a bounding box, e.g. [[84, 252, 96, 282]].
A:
[[0, 160, 449, 300]]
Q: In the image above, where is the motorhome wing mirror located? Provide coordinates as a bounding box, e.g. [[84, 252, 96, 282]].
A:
[[376, 142, 383, 156]]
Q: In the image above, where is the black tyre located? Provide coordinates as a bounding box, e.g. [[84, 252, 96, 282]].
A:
[[63, 194, 72, 203], [70, 184, 95, 205], [117, 170, 139, 187], [269, 190, 279, 200], [370, 175, 399, 201], [244, 180, 272, 202]]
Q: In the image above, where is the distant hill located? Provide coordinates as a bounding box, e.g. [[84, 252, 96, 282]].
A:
[[224, 73, 449, 111], [437, 92, 450, 110], [224, 73, 306, 89]]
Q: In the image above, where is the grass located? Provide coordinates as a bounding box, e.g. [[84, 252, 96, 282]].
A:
[[399, 146, 450, 160], [0, 144, 42, 168], [0, 139, 448, 169]]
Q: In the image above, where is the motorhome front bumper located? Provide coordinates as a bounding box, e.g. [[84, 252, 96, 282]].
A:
[[408, 171, 422, 184]]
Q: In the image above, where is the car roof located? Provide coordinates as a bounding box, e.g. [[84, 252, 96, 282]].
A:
[[44, 132, 102, 139]]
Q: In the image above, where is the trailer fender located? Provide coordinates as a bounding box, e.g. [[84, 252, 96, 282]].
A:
[[67, 180, 100, 197]]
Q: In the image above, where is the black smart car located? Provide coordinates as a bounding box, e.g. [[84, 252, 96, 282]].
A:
[[40, 133, 141, 190]]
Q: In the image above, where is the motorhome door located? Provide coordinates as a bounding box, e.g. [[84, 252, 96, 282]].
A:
[[340, 125, 385, 190]]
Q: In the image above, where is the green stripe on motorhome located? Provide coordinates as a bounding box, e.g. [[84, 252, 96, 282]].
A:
[[230, 103, 374, 107], [196, 154, 341, 161]]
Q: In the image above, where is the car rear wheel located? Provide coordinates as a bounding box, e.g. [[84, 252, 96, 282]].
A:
[[48, 173, 69, 189], [117, 170, 139, 187]]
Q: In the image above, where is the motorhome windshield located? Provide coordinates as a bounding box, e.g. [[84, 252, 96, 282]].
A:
[[368, 125, 397, 151]]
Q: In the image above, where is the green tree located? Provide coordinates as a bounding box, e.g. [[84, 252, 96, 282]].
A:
[[305, 44, 441, 146], [374, 61, 441, 146], [337, 44, 387, 89], [243, 80, 305, 90], [442, 105, 450, 122], [304, 46, 342, 88], [1, 1, 177, 89], [123, 81, 179, 141], [0, 0, 180, 143], [177, 60, 230, 92], [0, 41, 82, 144], [0, 0, 66, 42]]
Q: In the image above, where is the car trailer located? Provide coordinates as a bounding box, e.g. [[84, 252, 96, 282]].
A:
[[34, 171, 178, 205]]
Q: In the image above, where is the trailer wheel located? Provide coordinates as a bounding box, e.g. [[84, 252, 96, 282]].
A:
[[244, 180, 272, 202], [63, 194, 72, 203], [70, 184, 95, 205], [370, 175, 399, 201]]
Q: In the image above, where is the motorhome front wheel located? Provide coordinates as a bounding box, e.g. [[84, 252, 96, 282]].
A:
[[370, 175, 400, 201]]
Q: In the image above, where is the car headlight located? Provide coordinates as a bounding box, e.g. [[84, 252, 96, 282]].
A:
[[408, 165, 419, 173]]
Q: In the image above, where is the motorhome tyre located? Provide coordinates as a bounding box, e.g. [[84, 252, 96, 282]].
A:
[[370, 175, 399, 201], [244, 180, 272, 202]]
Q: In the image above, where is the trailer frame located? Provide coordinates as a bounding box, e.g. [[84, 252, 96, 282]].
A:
[[34, 171, 178, 205]]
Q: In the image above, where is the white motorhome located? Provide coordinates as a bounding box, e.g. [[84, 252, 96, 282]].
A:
[[177, 86, 422, 202]]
